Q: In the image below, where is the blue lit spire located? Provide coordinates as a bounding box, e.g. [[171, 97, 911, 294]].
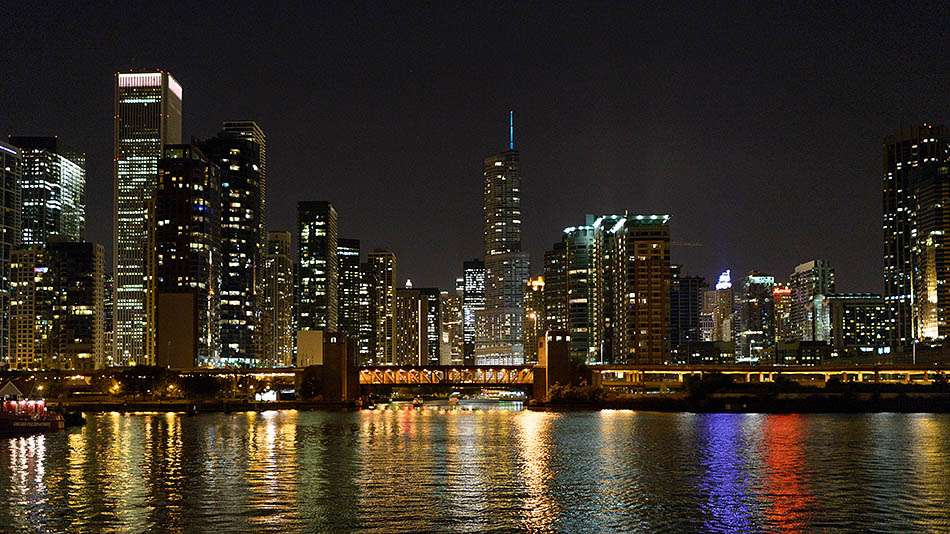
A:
[[508, 110, 515, 150]]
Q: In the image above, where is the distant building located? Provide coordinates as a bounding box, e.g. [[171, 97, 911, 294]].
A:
[[789, 259, 835, 341], [103, 273, 114, 367], [461, 259, 485, 365], [113, 70, 182, 366], [735, 272, 775, 363], [0, 142, 20, 366], [8, 242, 105, 370], [395, 283, 440, 366], [813, 293, 891, 356], [337, 238, 362, 348], [772, 283, 794, 343], [670, 265, 707, 357], [522, 276, 545, 364], [260, 231, 294, 367], [151, 144, 221, 368], [703, 270, 734, 343], [199, 128, 264, 366], [542, 242, 568, 334], [564, 224, 594, 361], [367, 250, 396, 365], [296, 201, 338, 332], [7, 136, 85, 245], [440, 290, 463, 365]]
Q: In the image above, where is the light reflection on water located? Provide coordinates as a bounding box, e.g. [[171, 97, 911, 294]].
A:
[[1, 409, 948, 532]]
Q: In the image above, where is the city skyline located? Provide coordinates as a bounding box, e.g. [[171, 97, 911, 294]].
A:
[[3, 4, 947, 292]]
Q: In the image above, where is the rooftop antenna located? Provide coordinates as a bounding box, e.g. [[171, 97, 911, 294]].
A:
[[508, 110, 515, 150]]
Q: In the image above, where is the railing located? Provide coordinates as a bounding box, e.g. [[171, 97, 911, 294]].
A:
[[359, 366, 535, 385]]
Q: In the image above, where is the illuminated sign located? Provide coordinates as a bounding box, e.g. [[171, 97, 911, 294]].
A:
[[715, 270, 732, 290]]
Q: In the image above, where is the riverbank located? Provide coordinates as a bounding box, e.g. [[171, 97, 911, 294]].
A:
[[48, 399, 354, 413], [532, 391, 950, 413]]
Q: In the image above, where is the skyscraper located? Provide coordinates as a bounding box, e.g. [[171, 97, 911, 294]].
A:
[[296, 201, 338, 332], [522, 276, 545, 364], [461, 259, 485, 365], [367, 250, 396, 365], [543, 214, 671, 364], [703, 270, 735, 343], [789, 259, 835, 341], [151, 144, 221, 368], [476, 112, 529, 365], [439, 289, 463, 365], [735, 272, 776, 363], [772, 283, 794, 343], [113, 70, 182, 366], [395, 283, 441, 366], [670, 265, 707, 356], [337, 238, 363, 345], [0, 141, 20, 366], [7, 136, 85, 245], [260, 231, 294, 367], [200, 129, 264, 366], [883, 124, 950, 349]]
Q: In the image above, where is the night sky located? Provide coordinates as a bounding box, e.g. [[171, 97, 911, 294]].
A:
[[3, 2, 948, 291]]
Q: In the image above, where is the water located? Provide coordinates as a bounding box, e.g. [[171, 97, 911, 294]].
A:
[[1, 408, 948, 532]]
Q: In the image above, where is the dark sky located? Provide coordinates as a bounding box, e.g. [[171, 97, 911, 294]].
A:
[[2, 2, 948, 291]]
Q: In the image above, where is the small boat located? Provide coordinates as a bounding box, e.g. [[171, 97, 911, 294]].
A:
[[1, 381, 64, 437], [448, 394, 461, 407], [411, 396, 424, 408]]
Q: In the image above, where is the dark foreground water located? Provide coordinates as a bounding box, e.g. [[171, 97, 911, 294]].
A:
[[1, 407, 948, 533]]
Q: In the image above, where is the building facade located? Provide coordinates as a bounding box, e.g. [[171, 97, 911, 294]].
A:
[[367, 250, 396, 365], [113, 70, 182, 366], [440, 290, 463, 365], [395, 284, 441, 366], [199, 130, 264, 366], [476, 114, 528, 364], [296, 201, 338, 333], [151, 144, 221, 368], [670, 265, 707, 357], [789, 259, 835, 341], [522, 276, 545, 364], [461, 259, 485, 365], [735, 272, 775, 363], [7, 136, 85, 245], [260, 231, 294, 367], [337, 238, 362, 346], [0, 142, 20, 366], [883, 124, 950, 349]]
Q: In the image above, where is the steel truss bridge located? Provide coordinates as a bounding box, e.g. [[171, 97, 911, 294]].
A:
[[358, 366, 535, 386]]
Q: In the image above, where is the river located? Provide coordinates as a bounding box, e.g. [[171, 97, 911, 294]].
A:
[[1, 407, 948, 532]]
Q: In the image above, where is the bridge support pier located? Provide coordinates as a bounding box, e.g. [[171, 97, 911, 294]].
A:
[[533, 332, 574, 403]]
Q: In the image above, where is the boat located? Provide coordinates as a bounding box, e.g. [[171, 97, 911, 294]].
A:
[[448, 393, 461, 407], [1, 381, 65, 437], [411, 396, 424, 408]]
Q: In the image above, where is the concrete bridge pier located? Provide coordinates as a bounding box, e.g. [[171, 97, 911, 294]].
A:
[[532, 332, 573, 403]]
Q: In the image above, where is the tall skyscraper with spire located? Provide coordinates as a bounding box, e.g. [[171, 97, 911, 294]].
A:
[[113, 70, 181, 366], [475, 112, 529, 365]]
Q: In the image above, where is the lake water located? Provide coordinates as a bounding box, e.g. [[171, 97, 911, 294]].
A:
[[1, 407, 948, 532]]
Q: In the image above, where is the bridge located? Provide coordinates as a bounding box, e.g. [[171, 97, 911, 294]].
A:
[[358, 365, 534, 386]]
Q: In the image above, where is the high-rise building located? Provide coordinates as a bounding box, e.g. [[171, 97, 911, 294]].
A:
[[113, 70, 182, 366], [0, 142, 20, 366], [260, 231, 294, 367], [735, 272, 775, 363], [542, 242, 568, 333], [789, 259, 835, 341], [8, 136, 85, 245], [367, 250, 396, 365], [395, 283, 441, 366], [670, 265, 707, 356], [221, 121, 266, 246], [356, 263, 373, 365], [591, 214, 671, 364], [151, 144, 221, 368], [439, 290, 463, 365], [563, 224, 594, 361], [772, 283, 794, 343], [337, 238, 362, 344], [7, 241, 104, 370], [812, 293, 891, 356], [199, 129, 264, 366], [461, 259, 485, 365], [103, 273, 114, 366], [703, 270, 735, 343], [522, 276, 545, 364], [544, 214, 671, 364], [296, 202, 338, 333], [476, 112, 529, 365], [883, 124, 950, 349]]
